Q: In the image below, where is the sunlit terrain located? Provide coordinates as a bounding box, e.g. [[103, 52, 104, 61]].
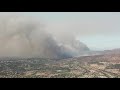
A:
[[0, 12, 120, 78], [0, 49, 120, 78]]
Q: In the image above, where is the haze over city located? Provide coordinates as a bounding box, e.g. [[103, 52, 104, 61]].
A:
[[0, 12, 120, 78], [0, 12, 120, 50], [9, 12, 120, 51]]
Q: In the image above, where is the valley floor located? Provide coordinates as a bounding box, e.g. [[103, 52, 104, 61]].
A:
[[0, 55, 120, 78]]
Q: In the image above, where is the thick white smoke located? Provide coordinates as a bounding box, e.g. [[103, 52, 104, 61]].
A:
[[0, 15, 89, 59]]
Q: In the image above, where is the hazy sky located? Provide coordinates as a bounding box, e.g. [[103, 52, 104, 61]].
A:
[[1, 12, 120, 50]]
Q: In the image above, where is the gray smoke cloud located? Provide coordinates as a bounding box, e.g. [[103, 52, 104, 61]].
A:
[[0, 15, 89, 59]]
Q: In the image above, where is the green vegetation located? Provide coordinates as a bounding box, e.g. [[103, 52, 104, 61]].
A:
[[0, 56, 120, 78]]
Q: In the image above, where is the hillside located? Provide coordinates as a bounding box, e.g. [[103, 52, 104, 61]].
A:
[[0, 49, 120, 78]]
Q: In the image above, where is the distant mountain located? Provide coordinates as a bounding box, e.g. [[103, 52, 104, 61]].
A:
[[70, 48, 120, 63], [76, 48, 120, 57], [103, 48, 120, 55]]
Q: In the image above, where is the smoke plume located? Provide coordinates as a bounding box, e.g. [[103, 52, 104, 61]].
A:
[[0, 15, 89, 59]]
